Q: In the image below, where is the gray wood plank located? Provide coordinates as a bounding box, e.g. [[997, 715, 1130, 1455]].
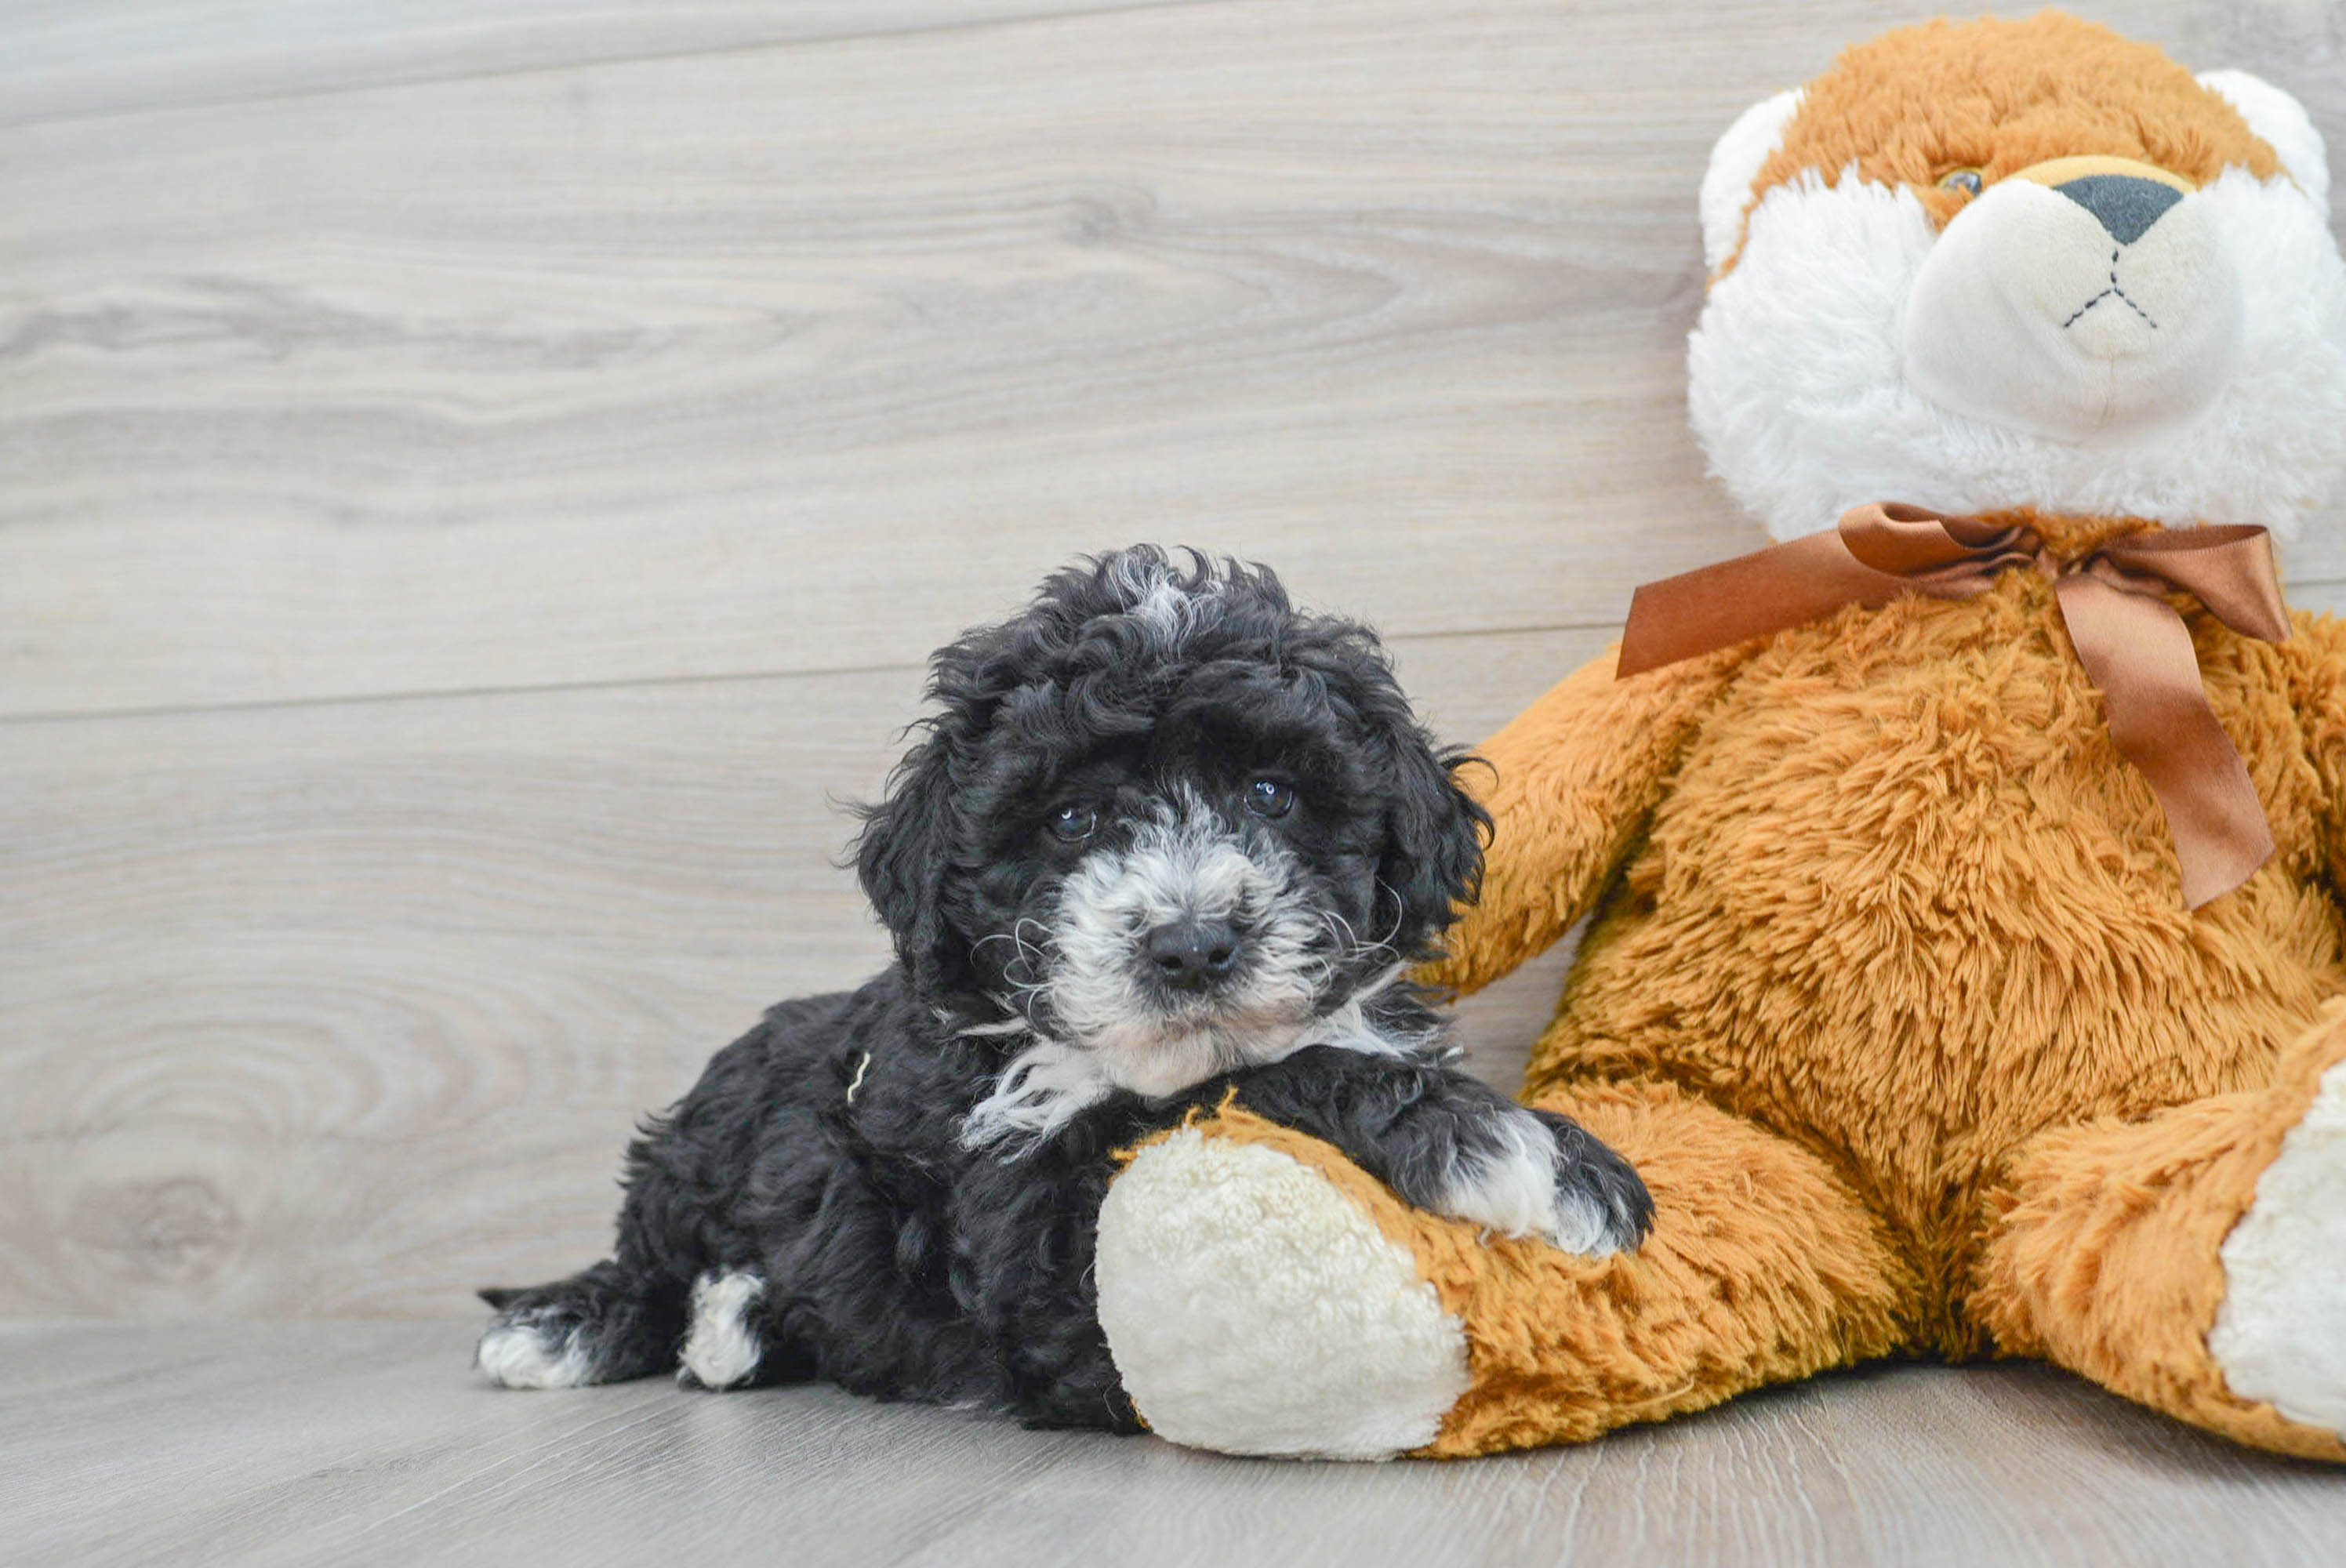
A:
[[9, 0, 2336, 720], [0, 1, 1205, 129], [5, 1320, 2343, 1567], [0, 626, 1610, 1319]]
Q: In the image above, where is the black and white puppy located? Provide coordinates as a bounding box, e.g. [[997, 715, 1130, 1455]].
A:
[[476, 547, 1650, 1428]]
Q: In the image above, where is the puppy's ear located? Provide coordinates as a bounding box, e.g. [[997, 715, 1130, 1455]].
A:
[[1376, 732, 1491, 960], [853, 728, 971, 1000]]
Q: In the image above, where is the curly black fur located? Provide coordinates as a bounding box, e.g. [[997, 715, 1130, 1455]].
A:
[[476, 547, 1651, 1428], [855, 548, 1485, 1021]]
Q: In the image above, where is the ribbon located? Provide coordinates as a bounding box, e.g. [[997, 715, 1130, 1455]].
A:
[[1618, 503, 2293, 909]]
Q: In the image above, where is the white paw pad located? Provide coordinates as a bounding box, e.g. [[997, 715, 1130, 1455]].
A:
[[2210, 1057, 2346, 1436], [1094, 1130, 1469, 1460]]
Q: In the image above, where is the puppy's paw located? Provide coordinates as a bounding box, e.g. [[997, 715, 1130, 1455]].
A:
[[1436, 1106, 1652, 1258], [476, 1304, 600, 1389], [677, 1269, 768, 1392]]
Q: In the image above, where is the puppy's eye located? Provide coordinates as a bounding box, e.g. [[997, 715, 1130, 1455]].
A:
[[1046, 802, 1098, 843], [1243, 778, 1295, 819], [1937, 167, 1984, 197]]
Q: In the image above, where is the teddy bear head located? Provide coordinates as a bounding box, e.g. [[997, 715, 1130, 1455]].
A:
[[1687, 11, 2346, 544]]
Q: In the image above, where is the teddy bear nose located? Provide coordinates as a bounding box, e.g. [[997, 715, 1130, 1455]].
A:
[[1145, 920, 1241, 989], [2053, 174, 2184, 246]]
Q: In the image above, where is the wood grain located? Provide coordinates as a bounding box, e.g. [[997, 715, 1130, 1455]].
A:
[[0, 626, 1610, 1318], [6, 0, 2339, 719], [0, 1, 1204, 129], [7, 1320, 2345, 1567]]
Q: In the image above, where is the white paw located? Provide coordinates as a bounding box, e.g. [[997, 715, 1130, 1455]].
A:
[[1094, 1129, 1469, 1459], [2210, 1056, 2346, 1436], [476, 1315, 595, 1389], [678, 1269, 766, 1391], [1437, 1107, 1636, 1258]]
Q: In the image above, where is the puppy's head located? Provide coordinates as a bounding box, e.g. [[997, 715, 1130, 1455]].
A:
[[855, 546, 1485, 1097]]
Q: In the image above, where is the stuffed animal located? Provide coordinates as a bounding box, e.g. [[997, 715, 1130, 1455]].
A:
[[1086, 13, 2346, 1461]]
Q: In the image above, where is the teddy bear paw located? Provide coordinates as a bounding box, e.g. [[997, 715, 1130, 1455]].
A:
[[1094, 1127, 1470, 1459], [2209, 1054, 2346, 1436]]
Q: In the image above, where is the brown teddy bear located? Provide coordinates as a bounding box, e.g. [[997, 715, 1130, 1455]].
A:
[[1087, 13, 2346, 1462]]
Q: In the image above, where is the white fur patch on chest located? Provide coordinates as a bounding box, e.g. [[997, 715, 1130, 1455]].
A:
[[958, 972, 1428, 1159], [960, 1036, 1118, 1154]]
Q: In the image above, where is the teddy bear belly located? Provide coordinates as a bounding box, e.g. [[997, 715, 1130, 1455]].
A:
[[1527, 613, 2346, 1331]]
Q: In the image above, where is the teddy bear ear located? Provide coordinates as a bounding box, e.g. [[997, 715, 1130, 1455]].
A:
[[1700, 88, 1805, 274], [2197, 69, 2330, 205]]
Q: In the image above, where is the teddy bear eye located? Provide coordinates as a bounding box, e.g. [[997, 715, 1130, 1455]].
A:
[[1243, 779, 1295, 819], [1937, 168, 1985, 197], [1046, 802, 1098, 842]]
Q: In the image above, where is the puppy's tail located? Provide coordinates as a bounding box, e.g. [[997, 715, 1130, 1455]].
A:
[[474, 1259, 685, 1388]]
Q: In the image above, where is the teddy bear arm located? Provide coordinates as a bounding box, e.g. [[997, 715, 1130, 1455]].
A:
[[1418, 643, 1740, 996]]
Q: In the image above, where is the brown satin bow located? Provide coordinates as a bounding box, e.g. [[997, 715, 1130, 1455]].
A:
[[1618, 502, 2293, 909]]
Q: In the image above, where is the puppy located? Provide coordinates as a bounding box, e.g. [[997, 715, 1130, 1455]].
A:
[[476, 547, 1651, 1428]]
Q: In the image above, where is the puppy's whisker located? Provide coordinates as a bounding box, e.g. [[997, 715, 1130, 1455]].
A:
[[1008, 917, 1056, 982], [1319, 910, 1375, 958], [1310, 909, 1399, 985], [1004, 977, 1060, 1036]]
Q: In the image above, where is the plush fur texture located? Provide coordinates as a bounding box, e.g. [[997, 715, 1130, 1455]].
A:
[[2198, 69, 2331, 204], [1736, 16, 2279, 239], [1091, 14, 2346, 1463], [1112, 1089, 1917, 1459], [1982, 1000, 2346, 1457], [2206, 1035, 2346, 1435], [1096, 1128, 1474, 1459], [1690, 16, 2346, 543], [1699, 89, 1804, 274], [474, 548, 1651, 1425], [1106, 551, 2346, 1462]]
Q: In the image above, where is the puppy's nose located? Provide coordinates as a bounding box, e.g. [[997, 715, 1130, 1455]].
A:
[[1145, 920, 1240, 989], [2053, 174, 2184, 246]]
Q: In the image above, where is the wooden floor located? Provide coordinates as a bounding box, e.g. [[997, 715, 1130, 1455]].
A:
[[5, 1319, 2344, 1567], [6, 0, 2346, 1559]]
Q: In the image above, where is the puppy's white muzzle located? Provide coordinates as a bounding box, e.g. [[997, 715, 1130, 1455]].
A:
[[1902, 164, 2243, 443], [1043, 793, 1328, 1098]]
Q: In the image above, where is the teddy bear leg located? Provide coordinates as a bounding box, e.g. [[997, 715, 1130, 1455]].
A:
[[1974, 999, 2346, 1461], [1095, 1080, 1916, 1458]]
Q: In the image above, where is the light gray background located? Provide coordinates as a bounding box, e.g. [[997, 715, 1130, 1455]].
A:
[[5, 2, 2343, 1561]]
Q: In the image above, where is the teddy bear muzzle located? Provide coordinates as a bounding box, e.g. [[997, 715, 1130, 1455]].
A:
[[1901, 154, 2245, 443]]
